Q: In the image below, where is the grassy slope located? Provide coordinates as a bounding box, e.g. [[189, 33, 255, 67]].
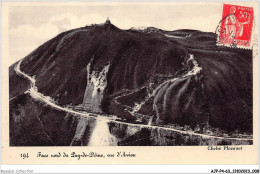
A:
[[10, 24, 252, 134]]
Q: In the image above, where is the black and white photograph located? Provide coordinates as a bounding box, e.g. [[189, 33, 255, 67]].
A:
[[7, 3, 255, 147], [1, 2, 259, 169]]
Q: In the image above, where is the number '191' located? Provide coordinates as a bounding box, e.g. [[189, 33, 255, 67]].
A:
[[20, 153, 29, 159]]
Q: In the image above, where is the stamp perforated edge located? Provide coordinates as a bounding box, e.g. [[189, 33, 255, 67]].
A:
[[216, 4, 256, 50]]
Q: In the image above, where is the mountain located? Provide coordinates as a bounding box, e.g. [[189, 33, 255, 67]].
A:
[[9, 21, 253, 146]]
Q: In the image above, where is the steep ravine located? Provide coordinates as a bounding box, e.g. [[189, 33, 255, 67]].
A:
[[9, 22, 253, 146], [10, 57, 252, 146]]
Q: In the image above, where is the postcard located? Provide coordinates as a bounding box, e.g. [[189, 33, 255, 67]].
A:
[[1, 1, 258, 165]]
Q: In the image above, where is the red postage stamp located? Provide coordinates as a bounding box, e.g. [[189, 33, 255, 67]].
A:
[[218, 4, 254, 48]]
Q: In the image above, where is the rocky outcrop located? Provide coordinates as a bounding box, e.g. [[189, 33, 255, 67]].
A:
[[9, 22, 253, 146], [83, 59, 110, 113]]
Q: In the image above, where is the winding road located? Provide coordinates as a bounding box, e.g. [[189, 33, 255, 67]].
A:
[[14, 58, 253, 142]]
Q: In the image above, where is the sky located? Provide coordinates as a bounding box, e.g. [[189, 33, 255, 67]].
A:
[[8, 4, 222, 65]]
